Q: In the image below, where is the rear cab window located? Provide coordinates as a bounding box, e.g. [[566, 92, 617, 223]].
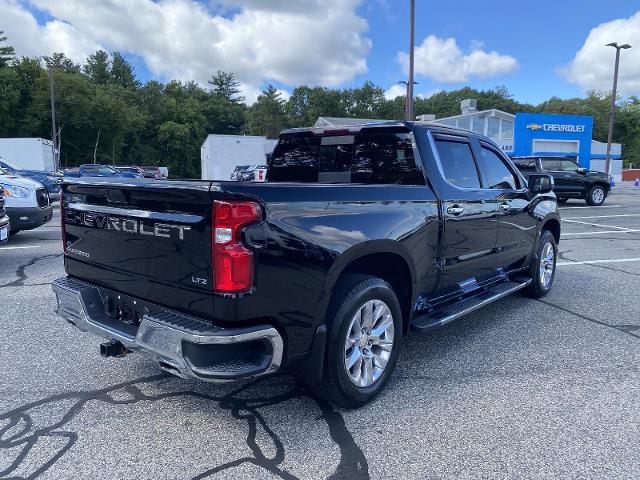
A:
[[268, 127, 425, 185]]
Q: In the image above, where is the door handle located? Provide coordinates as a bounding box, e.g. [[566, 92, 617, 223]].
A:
[[447, 205, 464, 216], [498, 202, 511, 212]]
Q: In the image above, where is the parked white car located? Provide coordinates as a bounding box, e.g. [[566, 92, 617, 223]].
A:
[[0, 167, 53, 235]]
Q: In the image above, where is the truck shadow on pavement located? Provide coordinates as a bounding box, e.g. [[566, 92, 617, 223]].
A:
[[0, 373, 369, 480]]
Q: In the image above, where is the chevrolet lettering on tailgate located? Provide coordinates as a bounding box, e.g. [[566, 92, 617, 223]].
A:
[[64, 210, 191, 240]]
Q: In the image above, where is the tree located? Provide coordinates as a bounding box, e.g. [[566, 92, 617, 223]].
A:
[[208, 71, 244, 103], [247, 85, 286, 138], [345, 81, 387, 118], [110, 52, 139, 89], [44, 53, 81, 74], [84, 50, 111, 84], [0, 31, 15, 67], [285, 86, 348, 127], [0, 68, 20, 134]]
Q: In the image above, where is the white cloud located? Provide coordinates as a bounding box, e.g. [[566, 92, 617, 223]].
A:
[[398, 35, 518, 84], [416, 89, 442, 99], [2, 0, 370, 95], [384, 84, 406, 100], [1, 0, 102, 64], [562, 11, 640, 96]]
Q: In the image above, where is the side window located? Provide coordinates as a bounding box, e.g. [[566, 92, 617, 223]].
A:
[[559, 159, 578, 171], [99, 166, 115, 175], [513, 160, 536, 172], [541, 159, 559, 171], [480, 147, 518, 190], [434, 139, 481, 188], [352, 132, 424, 185], [269, 135, 320, 182]]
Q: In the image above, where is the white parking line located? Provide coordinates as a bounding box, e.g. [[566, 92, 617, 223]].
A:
[[562, 230, 640, 236], [558, 257, 640, 266], [560, 205, 622, 209], [567, 214, 640, 220], [562, 218, 632, 231], [0, 245, 41, 250]]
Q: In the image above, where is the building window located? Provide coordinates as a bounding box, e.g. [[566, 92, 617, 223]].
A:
[[488, 117, 500, 139], [501, 120, 514, 140], [457, 117, 471, 130], [472, 115, 485, 134]]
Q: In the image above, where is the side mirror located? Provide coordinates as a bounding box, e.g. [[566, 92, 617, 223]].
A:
[[577, 167, 587, 174], [528, 174, 554, 194]]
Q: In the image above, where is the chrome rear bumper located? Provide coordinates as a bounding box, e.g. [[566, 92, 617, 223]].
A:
[[52, 277, 283, 382]]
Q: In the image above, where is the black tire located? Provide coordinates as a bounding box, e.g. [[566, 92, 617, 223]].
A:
[[557, 197, 569, 204], [316, 275, 403, 408], [525, 230, 557, 298], [586, 185, 606, 206]]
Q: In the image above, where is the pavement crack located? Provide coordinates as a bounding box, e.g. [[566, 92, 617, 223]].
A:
[[537, 299, 640, 340], [0, 373, 369, 480], [1, 253, 62, 288]]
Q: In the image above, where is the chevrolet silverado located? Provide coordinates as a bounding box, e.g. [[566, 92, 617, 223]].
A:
[[52, 121, 560, 407]]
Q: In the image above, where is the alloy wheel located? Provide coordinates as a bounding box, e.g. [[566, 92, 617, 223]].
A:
[[539, 241, 555, 289], [343, 299, 395, 388], [592, 188, 605, 204]]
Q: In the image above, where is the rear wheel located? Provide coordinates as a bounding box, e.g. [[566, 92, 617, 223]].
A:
[[586, 185, 606, 206], [316, 275, 402, 408], [525, 230, 557, 298]]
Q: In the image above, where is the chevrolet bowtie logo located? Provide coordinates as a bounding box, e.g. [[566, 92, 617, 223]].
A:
[[526, 123, 543, 131]]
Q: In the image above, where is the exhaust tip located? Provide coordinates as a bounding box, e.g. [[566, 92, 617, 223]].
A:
[[100, 339, 128, 358]]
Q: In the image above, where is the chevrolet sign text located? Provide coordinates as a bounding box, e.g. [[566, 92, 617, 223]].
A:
[[65, 210, 191, 240]]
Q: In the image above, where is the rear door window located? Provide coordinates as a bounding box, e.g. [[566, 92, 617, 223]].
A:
[[541, 159, 560, 171], [434, 138, 481, 188], [559, 159, 579, 172]]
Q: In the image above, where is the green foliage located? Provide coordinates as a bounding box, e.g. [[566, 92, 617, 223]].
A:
[[247, 85, 286, 138], [208, 71, 244, 103], [0, 46, 638, 177], [84, 50, 111, 84], [44, 53, 81, 74], [0, 31, 15, 67]]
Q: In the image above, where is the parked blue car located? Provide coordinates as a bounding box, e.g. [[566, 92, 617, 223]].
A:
[[0, 157, 63, 201], [63, 164, 141, 179]]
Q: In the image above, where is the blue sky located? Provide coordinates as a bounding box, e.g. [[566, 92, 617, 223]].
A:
[[355, 0, 640, 103], [5, 0, 640, 104]]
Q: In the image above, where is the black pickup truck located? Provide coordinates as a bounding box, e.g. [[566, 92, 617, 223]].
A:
[[53, 122, 560, 407], [511, 156, 611, 206]]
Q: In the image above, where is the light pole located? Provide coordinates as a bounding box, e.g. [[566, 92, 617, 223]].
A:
[[404, 0, 415, 121], [604, 42, 631, 177], [48, 66, 58, 170]]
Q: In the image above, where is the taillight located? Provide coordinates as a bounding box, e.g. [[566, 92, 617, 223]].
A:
[[60, 189, 67, 252], [212, 200, 261, 293]]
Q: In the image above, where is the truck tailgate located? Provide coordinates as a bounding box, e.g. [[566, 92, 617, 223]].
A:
[[62, 179, 215, 318]]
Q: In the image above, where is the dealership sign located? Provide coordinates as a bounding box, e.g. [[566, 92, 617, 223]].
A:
[[526, 123, 586, 133]]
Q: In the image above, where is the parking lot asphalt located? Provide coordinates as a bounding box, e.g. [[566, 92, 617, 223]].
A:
[[1, 185, 640, 479]]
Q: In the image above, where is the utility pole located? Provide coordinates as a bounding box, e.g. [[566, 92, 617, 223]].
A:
[[404, 0, 415, 121], [604, 42, 631, 177], [48, 66, 58, 170]]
